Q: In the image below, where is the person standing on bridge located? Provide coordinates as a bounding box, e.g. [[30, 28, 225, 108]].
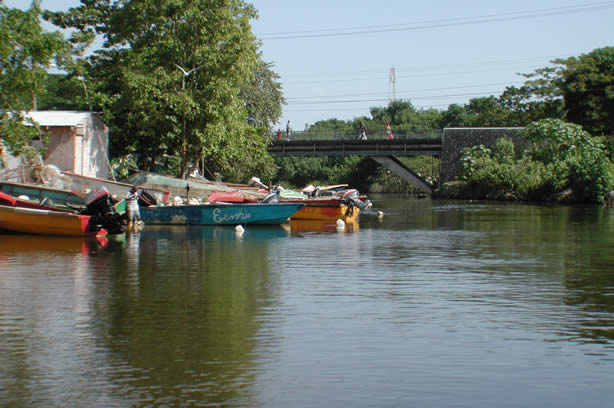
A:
[[385, 123, 394, 140], [359, 121, 367, 140], [286, 120, 291, 139]]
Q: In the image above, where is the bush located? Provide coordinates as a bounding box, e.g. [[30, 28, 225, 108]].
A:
[[456, 119, 613, 203], [523, 119, 613, 202]]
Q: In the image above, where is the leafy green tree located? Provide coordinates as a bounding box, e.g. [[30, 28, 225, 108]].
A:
[[306, 119, 355, 139], [0, 0, 71, 156], [498, 84, 564, 125], [554, 47, 614, 136], [370, 100, 442, 136], [37, 73, 87, 110], [240, 59, 284, 131], [440, 96, 513, 128], [523, 118, 612, 202], [46, 0, 276, 181], [517, 48, 614, 136]]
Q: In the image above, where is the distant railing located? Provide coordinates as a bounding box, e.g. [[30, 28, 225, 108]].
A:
[[271, 129, 442, 142]]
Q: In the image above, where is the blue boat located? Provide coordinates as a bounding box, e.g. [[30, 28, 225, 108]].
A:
[[140, 202, 304, 225]]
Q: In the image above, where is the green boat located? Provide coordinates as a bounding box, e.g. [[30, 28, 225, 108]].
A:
[[0, 180, 86, 209]]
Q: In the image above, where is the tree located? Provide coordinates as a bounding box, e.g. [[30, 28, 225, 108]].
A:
[[0, 0, 71, 156], [555, 47, 614, 136], [37, 74, 87, 110], [523, 118, 612, 202], [240, 59, 284, 131], [440, 96, 514, 128], [45, 0, 276, 181], [516, 47, 614, 136]]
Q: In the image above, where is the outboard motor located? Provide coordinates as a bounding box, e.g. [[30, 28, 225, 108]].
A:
[[262, 191, 280, 203], [139, 190, 157, 206], [341, 189, 372, 210], [80, 188, 128, 234]]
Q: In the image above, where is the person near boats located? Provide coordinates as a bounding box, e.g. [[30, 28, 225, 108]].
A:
[[126, 186, 142, 231]]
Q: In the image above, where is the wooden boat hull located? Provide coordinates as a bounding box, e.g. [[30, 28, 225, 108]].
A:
[[140, 203, 304, 225], [0, 204, 102, 236], [279, 198, 360, 221], [291, 204, 359, 221]]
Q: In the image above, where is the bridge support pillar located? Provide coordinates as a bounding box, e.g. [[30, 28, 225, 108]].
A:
[[371, 156, 433, 195]]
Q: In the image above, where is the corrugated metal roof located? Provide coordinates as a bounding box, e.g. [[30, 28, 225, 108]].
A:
[[25, 111, 96, 127]]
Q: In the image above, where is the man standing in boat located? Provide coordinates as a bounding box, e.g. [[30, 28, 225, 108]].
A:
[[126, 186, 142, 231]]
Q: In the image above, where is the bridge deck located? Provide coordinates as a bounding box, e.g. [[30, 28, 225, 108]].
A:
[[268, 139, 442, 157]]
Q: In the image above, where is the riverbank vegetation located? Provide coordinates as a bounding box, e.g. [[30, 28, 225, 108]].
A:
[[438, 119, 612, 203], [1, 1, 613, 203]]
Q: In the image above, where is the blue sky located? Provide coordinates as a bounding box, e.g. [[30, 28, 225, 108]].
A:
[[6, 0, 614, 131]]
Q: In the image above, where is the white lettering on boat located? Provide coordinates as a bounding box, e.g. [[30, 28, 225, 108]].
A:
[[212, 208, 253, 224]]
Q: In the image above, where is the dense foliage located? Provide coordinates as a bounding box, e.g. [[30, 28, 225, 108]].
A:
[[455, 119, 612, 203], [0, 1, 70, 158], [43, 0, 280, 182]]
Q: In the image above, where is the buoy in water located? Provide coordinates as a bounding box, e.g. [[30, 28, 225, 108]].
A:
[[336, 219, 345, 231], [377, 211, 384, 218], [235, 225, 245, 235]]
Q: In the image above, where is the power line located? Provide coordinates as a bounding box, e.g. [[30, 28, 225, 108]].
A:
[[281, 55, 559, 80], [284, 102, 468, 113], [257, 2, 614, 40], [287, 91, 508, 106], [283, 65, 543, 85], [284, 81, 525, 101], [280, 56, 561, 85]]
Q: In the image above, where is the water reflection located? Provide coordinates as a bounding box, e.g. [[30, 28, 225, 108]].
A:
[[98, 226, 286, 405], [2, 198, 614, 406], [289, 219, 359, 233]]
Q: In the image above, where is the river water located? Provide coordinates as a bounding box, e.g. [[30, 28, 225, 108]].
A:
[[1, 195, 614, 407]]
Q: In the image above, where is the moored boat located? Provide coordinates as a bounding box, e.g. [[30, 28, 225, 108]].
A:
[[57, 172, 171, 205], [0, 189, 128, 235], [124, 170, 267, 201], [265, 188, 372, 222], [0, 180, 86, 209], [140, 202, 304, 225], [207, 190, 361, 221], [0, 191, 73, 212], [0, 204, 105, 236], [287, 198, 361, 222]]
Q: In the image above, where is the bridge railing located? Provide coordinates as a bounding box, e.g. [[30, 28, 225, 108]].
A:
[[271, 129, 442, 142]]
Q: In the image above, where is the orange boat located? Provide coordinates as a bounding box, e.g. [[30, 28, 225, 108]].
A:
[[280, 189, 371, 222], [288, 198, 360, 222], [0, 204, 105, 236]]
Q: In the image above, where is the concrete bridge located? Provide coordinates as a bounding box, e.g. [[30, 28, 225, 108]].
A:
[[267, 128, 525, 196], [268, 138, 441, 195]]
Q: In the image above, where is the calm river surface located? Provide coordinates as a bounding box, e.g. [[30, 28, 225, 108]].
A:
[[2, 195, 614, 407]]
